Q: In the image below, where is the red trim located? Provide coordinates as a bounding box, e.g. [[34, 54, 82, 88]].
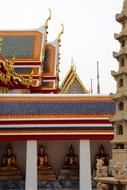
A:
[[0, 135, 114, 141], [63, 70, 72, 85], [32, 76, 58, 80], [30, 88, 60, 94], [0, 119, 112, 125], [14, 62, 42, 66], [42, 76, 59, 80]]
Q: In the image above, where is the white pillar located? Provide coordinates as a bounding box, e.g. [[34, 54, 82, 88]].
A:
[[80, 140, 92, 190], [25, 140, 37, 190]]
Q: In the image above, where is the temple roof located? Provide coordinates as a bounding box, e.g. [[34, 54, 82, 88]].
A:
[[0, 24, 63, 93], [0, 94, 115, 140], [0, 31, 43, 61], [60, 64, 88, 94], [0, 95, 114, 117]]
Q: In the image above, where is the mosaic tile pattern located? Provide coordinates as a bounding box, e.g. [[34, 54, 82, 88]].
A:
[[14, 67, 32, 73], [43, 50, 49, 72], [0, 101, 115, 115], [1, 36, 34, 58]]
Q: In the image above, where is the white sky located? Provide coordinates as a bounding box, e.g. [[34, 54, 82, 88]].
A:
[[0, 0, 123, 94]]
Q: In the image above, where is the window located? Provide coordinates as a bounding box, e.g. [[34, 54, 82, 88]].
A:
[[117, 144, 124, 149], [119, 79, 123, 87], [118, 102, 124, 111], [121, 39, 125, 47], [116, 125, 123, 135], [120, 58, 124, 67]]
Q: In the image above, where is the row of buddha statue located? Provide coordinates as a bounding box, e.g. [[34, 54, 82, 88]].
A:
[[0, 144, 79, 181]]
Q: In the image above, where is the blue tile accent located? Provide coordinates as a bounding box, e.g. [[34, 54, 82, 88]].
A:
[[0, 127, 113, 131], [14, 67, 32, 73], [0, 101, 115, 115]]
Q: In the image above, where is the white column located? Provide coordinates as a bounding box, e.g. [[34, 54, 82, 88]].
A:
[[80, 140, 92, 190], [25, 140, 37, 190]]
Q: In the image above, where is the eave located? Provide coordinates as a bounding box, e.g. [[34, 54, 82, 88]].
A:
[[0, 94, 115, 140]]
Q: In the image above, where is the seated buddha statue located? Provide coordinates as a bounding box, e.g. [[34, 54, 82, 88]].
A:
[[0, 145, 22, 181], [37, 146, 56, 181], [64, 145, 79, 169], [96, 144, 109, 166], [59, 145, 79, 180], [2, 146, 16, 168], [37, 146, 50, 168]]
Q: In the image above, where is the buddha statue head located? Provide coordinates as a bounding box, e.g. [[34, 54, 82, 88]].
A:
[[69, 145, 74, 155], [39, 146, 45, 155]]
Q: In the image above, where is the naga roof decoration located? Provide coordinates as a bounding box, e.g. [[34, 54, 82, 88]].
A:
[[0, 94, 115, 140], [0, 53, 33, 89], [60, 63, 88, 94]]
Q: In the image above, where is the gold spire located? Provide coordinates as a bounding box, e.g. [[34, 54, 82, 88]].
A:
[[91, 78, 93, 94], [71, 57, 76, 72], [58, 23, 64, 44], [44, 8, 51, 29], [97, 61, 100, 94]]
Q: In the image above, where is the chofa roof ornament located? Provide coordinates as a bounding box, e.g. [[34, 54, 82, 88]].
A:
[[58, 23, 64, 45], [44, 8, 51, 29]]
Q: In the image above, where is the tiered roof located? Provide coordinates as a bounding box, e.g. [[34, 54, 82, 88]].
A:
[[0, 10, 63, 94]]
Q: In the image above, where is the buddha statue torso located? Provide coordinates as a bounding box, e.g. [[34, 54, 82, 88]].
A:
[[0, 145, 22, 181], [96, 144, 109, 166], [37, 146, 50, 168], [64, 145, 79, 169], [2, 147, 16, 168], [37, 146, 56, 181], [59, 145, 79, 180]]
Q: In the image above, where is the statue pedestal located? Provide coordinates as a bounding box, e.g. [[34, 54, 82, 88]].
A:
[[38, 167, 56, 181], [59, 168, 79, 180], [94, 176, 127, 189], [0, 167, 22, 181]]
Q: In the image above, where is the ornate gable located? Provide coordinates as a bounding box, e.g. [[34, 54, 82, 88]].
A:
[[60, 64, 88, 94]]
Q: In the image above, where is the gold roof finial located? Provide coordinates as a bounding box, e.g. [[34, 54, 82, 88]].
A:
[[97, 61, 100, 94], [44, 8, 51, 29], [58, 23, 64, 43], [91, 78, 93, 94], [71, 57, 76, 72]]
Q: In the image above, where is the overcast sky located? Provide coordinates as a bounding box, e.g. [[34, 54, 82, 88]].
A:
[[0, 0, 123, 94]]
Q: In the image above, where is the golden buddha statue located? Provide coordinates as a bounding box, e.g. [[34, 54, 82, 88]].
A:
[[64, 145, 79, 169], [37, 146, 50, 168], [59, 145, 79, 180], [0, 145, 22, 181], [2, 146, 16, 168], [37, 145, 56, 181]]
